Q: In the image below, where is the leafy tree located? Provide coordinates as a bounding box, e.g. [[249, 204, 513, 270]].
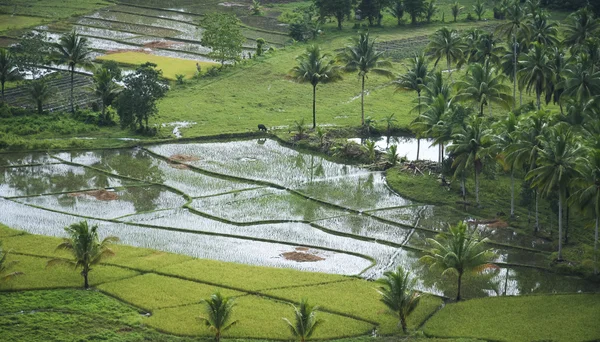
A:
[[404, 0, 426, 24], [100, 60, 123, 81], [420, 221, 496, 301], [314, 0, 353, 30], [518, 42, 551, 110], [339, 32, 393, 125], [92, 67, 121, 125], [376, 266, 421, 333], [0, 48, 21, 102], [10, 31, 52, 79], [527, 123, 584, 260], [358, 0, 393, 26], [290, 45, 342, 129], [198, 292, 238, 342], [456, 62, 512, 117], [115, 63, 168, 132], [283, 298, 322, 342], [451, 1, 464, 22], [395, 53, 430, 160], [28, 79, 52, 114], [571, 149, 600, 274], [388, 0, 405, 25], [447, 116, 492, 206], [256, 38, 266, 56], [47, 221, 118, 289], [427, 27, 464, 81], [472, 0, 486, 20], [200, 13, 245, 66], [52, 30, 91, 113], [0, 241, 23, 282]]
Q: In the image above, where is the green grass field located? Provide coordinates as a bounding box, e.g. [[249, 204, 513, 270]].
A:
[[0, 15, 47, 32], [423, 294, 600, 341], [96, 52, 219, 80]]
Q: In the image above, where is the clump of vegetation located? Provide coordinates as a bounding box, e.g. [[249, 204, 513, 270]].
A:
[[198, 292, 238, 342], [283, 298, 322, 342], [377, 266, 421, 333]]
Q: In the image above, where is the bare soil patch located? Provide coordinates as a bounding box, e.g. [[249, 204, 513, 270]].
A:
[[282, 251, 325, 262], [470, 219, 509, 229], [68, 189, 119, 201], [169, 154, 200, 163]]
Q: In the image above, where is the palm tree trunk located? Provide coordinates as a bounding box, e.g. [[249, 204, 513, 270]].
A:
[[70, 66, 75, 113], [83, 269, 89, 289], [312, 84, 317, 129], [447, 58, 452, 82], [1, 81, 4, 102], [536, 88, 541, 111], [37, 100, 42, 114], [101, 103, 106, 125], [558, 191, 563, 261], [535, 191, 539, 233], [456, 271, 463, 301], [461, 171, 466, 200], [513, 35, 517, 110], [400, 315, 408, 334], [520, 89, 523, 106], [510, 168, 515, 219], [475, 165, 480, 205], [595, 216, 598, 275], [417, 94, 421, 160], [361, 75, 365, 126]]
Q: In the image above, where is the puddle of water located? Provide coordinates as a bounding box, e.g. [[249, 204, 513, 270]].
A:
[[190, 188, 345, 223], [0, 153, 56, 167], [348, 136, 440, 162], [0, 164, 132, 197], [162, 121, 196, 138]]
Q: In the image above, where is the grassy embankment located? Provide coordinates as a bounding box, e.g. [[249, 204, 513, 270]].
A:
[[2, 221, 599, 341]]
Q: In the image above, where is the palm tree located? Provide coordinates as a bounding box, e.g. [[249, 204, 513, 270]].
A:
[[560, 62, 600, 103], [340, 32, 393, 126], [497, 0, 527, 108], [290, 45, 341, 129], [376, 266, 421, 333], [395, 53, 430, 160], [47, 221, 118, 289], [519, 42, 551, 110], [563, 7, 599, 49], [0, 242, 23, 282], [28, 80, 52, 114], [451, 1, 463, 22], [507, 110, 549, 232], [93, 67, 121, 125], [527, 123, 584, 260], [471, 33, 504, 66], [420, 221, 496, 301], [198, 292, 238, 342], [283, 298, 322, 342], [492, 112, 519, 219], [472, 0, 486, 21], [456, 62, 512, 117], [53, 30, 91, 113], [413, 93, 451, 165], [571, 149, 600, 274], [447, 116, 492, 206], [0, 48, 21, 102], [528, 12, 559, 47], [381, 113, 398, 137], [427, 27, 464, 81], [545, 46, 567, 113]]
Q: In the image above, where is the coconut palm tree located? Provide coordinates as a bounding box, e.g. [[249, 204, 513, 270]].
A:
[[492, 112, 519, 219], [420, 221, 496, 301], [198, 292, 238, 342], [472, 0, 486, 21], [92, 67, 121, 125], [545, 46, 567, 113], [339, 32, 393, 126], [283, 298, 322, 342], [527, 12, 559, 47], [527, 123, 584, 260], [376, 266, 421, 333], [0, 242, 23, 282], [0, 48, 21, 102], [560, 62, 600, 103], [47, 221, 118, 289], [456, 62, 512, 117], [427, 27, 464, 81], [563, 7, 599, 49], [471, 33, 505, 66], [571, 149, 600, 274], [413, 93, 451, 165], [28, 80, 52, 114], [447, 116, 492, 206], [451, 1, 463, 22], [507, 110, 550, 232], [519, 42, 551, 110], [53, 30, 91, 113], [395, 53, 430, 160], [290, 45, 342, 129]]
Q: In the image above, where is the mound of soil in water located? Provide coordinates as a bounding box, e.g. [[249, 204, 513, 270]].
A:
[[169, 154, 200, 163], [281, 251, 324, 262], [68, 190, 118, 201]]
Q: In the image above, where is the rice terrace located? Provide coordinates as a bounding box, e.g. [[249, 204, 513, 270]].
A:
[[0, 0, 599, 341]]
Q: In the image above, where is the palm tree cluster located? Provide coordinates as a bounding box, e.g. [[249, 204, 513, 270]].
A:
[[397, 1, 600, 269]]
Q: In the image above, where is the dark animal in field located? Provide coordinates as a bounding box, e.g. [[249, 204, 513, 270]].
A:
[[258, 124, 267, 132]]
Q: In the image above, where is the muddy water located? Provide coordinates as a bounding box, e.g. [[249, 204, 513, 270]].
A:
[[0, 139, 597, 297]]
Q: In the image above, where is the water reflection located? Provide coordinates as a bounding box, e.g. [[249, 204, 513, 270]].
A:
[[348, 136, 441, 162]]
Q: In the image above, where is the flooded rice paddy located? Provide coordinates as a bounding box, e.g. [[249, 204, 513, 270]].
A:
[[1, 139, 597, 298]]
